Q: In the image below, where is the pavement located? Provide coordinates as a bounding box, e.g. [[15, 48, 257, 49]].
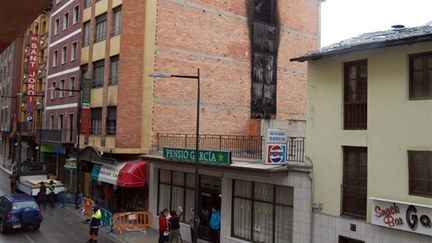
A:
[[0, 156, 161, 243]]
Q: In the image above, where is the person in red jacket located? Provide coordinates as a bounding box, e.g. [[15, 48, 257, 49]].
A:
[[159, 208, 169, 243]]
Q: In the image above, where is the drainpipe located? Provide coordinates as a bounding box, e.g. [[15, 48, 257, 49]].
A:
[[306, 157, 314, 243]]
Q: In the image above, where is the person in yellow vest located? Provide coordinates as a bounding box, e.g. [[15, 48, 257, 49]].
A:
[[47, 180, 56, 208], [87, 204, 102, 243]]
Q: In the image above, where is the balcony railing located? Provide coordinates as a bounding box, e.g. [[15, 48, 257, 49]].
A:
[[36, 129, 77, 143], [155, 133, 305, 162]]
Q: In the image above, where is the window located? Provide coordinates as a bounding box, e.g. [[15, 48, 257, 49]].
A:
[[83, 21, 90, 47], [61, 46, 67, 64], [73, 5, 80, 24], [344, 60, 367, 130], [69, 76, 76, 96], [90, 108, 102, 135], [71, 42, 78, 61], [106, 106, 116, 135], [50, 82, 56, 99], [232, 180, 293, 243], [409, 51, 432, 99], [409, 151, 432, 197], [94, 14, 107, 42], [59, 79, 65, 97], [93, 60, 104, 88], [53, 50, 58, 67], [81, 64, 88, 80], [339, 236, 364, 243], [158, 169, 195, 223], [109, 55, 119, 85], [63, 12, 69, 30], [58, 114, 64, 130], [49, 115, 54, 129], [67, 114, 74, 142], [54, 18, 60, 34], [342, 146, 367, 219], [112, 7, 122, 36], [84, 0, 91, 8]]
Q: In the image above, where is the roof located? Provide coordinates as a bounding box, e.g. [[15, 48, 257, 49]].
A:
[[291, 24, 432, 62]]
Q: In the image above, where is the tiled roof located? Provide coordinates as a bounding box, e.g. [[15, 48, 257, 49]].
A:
[[291, 24, 432, 62]]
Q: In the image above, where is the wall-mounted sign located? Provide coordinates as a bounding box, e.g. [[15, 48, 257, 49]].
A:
[[163, 147, 231, 166], [266, 144, 287, 164], [80, 108, 91, 134], [26, 35, 38, 116], [80, 77, 92, 134], [371, 197, 432, 236], [266, 129, 287, 143]]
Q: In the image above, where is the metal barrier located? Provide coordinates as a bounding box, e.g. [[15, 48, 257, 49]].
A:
[[112, 211, 153, 234], [58, 191, 82, 207], [99, 206, 113, 231]]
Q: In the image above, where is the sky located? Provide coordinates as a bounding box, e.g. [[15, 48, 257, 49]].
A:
[[320, 0, 432, 46]]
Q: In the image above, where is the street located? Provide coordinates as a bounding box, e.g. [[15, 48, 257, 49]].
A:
[[0, 169, 117, 243]]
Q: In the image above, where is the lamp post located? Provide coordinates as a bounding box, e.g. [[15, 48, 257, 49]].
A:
[[149, 69, 201, 243], [48, 86, 82, 209], [1, 95, 18, 172]]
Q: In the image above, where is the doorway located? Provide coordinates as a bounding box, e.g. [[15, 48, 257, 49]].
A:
[[198, 175, 221, 241]]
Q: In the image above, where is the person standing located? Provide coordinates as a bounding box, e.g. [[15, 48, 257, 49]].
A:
[[9, 171, 17, 193], [209, 206, 221, 243], [188, 208, 200, 243], [159, 209, 169, 243], [87, 204, 102, 243], [47, 180, 56, 208], [169, 207, 183, 243], [37, 182, 47, 209]]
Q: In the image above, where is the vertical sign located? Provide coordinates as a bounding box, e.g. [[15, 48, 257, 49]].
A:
[[80, 78, 91, 134], [26, 35, 39, 120]]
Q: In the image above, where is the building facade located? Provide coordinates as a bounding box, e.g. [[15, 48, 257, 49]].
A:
[[143, 0, 320, 242], [292, 25, 432, 243], [42, 0, 82, 192]]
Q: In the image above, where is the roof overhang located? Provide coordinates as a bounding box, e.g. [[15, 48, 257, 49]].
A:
[[0, 0, 51, 52]]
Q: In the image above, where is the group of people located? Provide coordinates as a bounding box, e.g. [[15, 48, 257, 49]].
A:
[[159, 206, 221, 243], [36, 180, 57, 209]]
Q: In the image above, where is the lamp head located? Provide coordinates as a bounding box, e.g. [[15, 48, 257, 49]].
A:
[[148, 71, 171, 78]]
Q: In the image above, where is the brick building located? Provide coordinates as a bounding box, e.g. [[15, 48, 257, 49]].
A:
[[41, 0, 82, 191]]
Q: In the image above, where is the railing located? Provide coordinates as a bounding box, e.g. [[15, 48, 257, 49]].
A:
[[344, 103, 367, 129], [156, 133, 305, 162], [36, 129, 77, 143]]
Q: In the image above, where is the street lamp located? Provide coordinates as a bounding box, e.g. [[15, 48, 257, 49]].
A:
[[1, 95, 18, 172], [149, 68, 201, 243], [48, 86, 82, 209]]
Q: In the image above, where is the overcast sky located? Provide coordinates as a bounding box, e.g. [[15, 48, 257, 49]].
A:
[[320, 0, 432, 46]]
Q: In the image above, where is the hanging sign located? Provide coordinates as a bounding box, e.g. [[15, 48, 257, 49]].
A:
[[26, 35, 39, 117], [266, 144, 287, 164]]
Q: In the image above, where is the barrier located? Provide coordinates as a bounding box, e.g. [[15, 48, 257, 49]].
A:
[[112, 211, 153, 234], [99, 206, 113, 231], [82, 197, 95, 217], [58, 191, 82, 207]]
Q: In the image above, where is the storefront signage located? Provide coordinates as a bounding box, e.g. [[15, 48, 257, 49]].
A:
[[97, 164, 123, 186], [266, 144, 287, 164], [80, 78, 91, 134], [26, 35, 39, 116], [266, 129, 287, 143], [163, 147, 231, 165], [371, 197, 432, 236], [80, 108, 91, 134]]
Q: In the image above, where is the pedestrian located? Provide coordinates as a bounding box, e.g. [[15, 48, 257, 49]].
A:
[[37, 182, 47, 209], [9, 170, 17, 194], [209, 205, 221, 243], [47, 180, 56, 208], [169, 207, 183, 243], [188, 208, 200, 243], [87, 204, 102, 243], [159, 208, 169, 243]]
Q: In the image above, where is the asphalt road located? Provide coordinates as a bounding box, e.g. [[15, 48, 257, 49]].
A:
[[0, 170, 117, 243]]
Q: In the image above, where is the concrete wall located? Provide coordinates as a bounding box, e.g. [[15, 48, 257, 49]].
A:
[[306, 42, 432, 221]]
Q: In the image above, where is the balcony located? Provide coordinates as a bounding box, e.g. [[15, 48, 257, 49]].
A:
[[155, 133, 305, 162], [36, 129, 76, 144]]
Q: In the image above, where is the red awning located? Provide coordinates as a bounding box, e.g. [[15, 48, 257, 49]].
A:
[[117, 160, 148, 188]]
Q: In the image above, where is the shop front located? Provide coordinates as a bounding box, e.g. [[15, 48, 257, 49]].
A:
[[90, 160, 148, 212], [145, 154, 313, 243]]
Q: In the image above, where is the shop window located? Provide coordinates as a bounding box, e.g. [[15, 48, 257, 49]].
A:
[[342, 146, 367, 219], [232, 180, 293, 243], [344, 60, 367, 130], [409, 51, 432, 99], [408, 151, 432, 197]]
